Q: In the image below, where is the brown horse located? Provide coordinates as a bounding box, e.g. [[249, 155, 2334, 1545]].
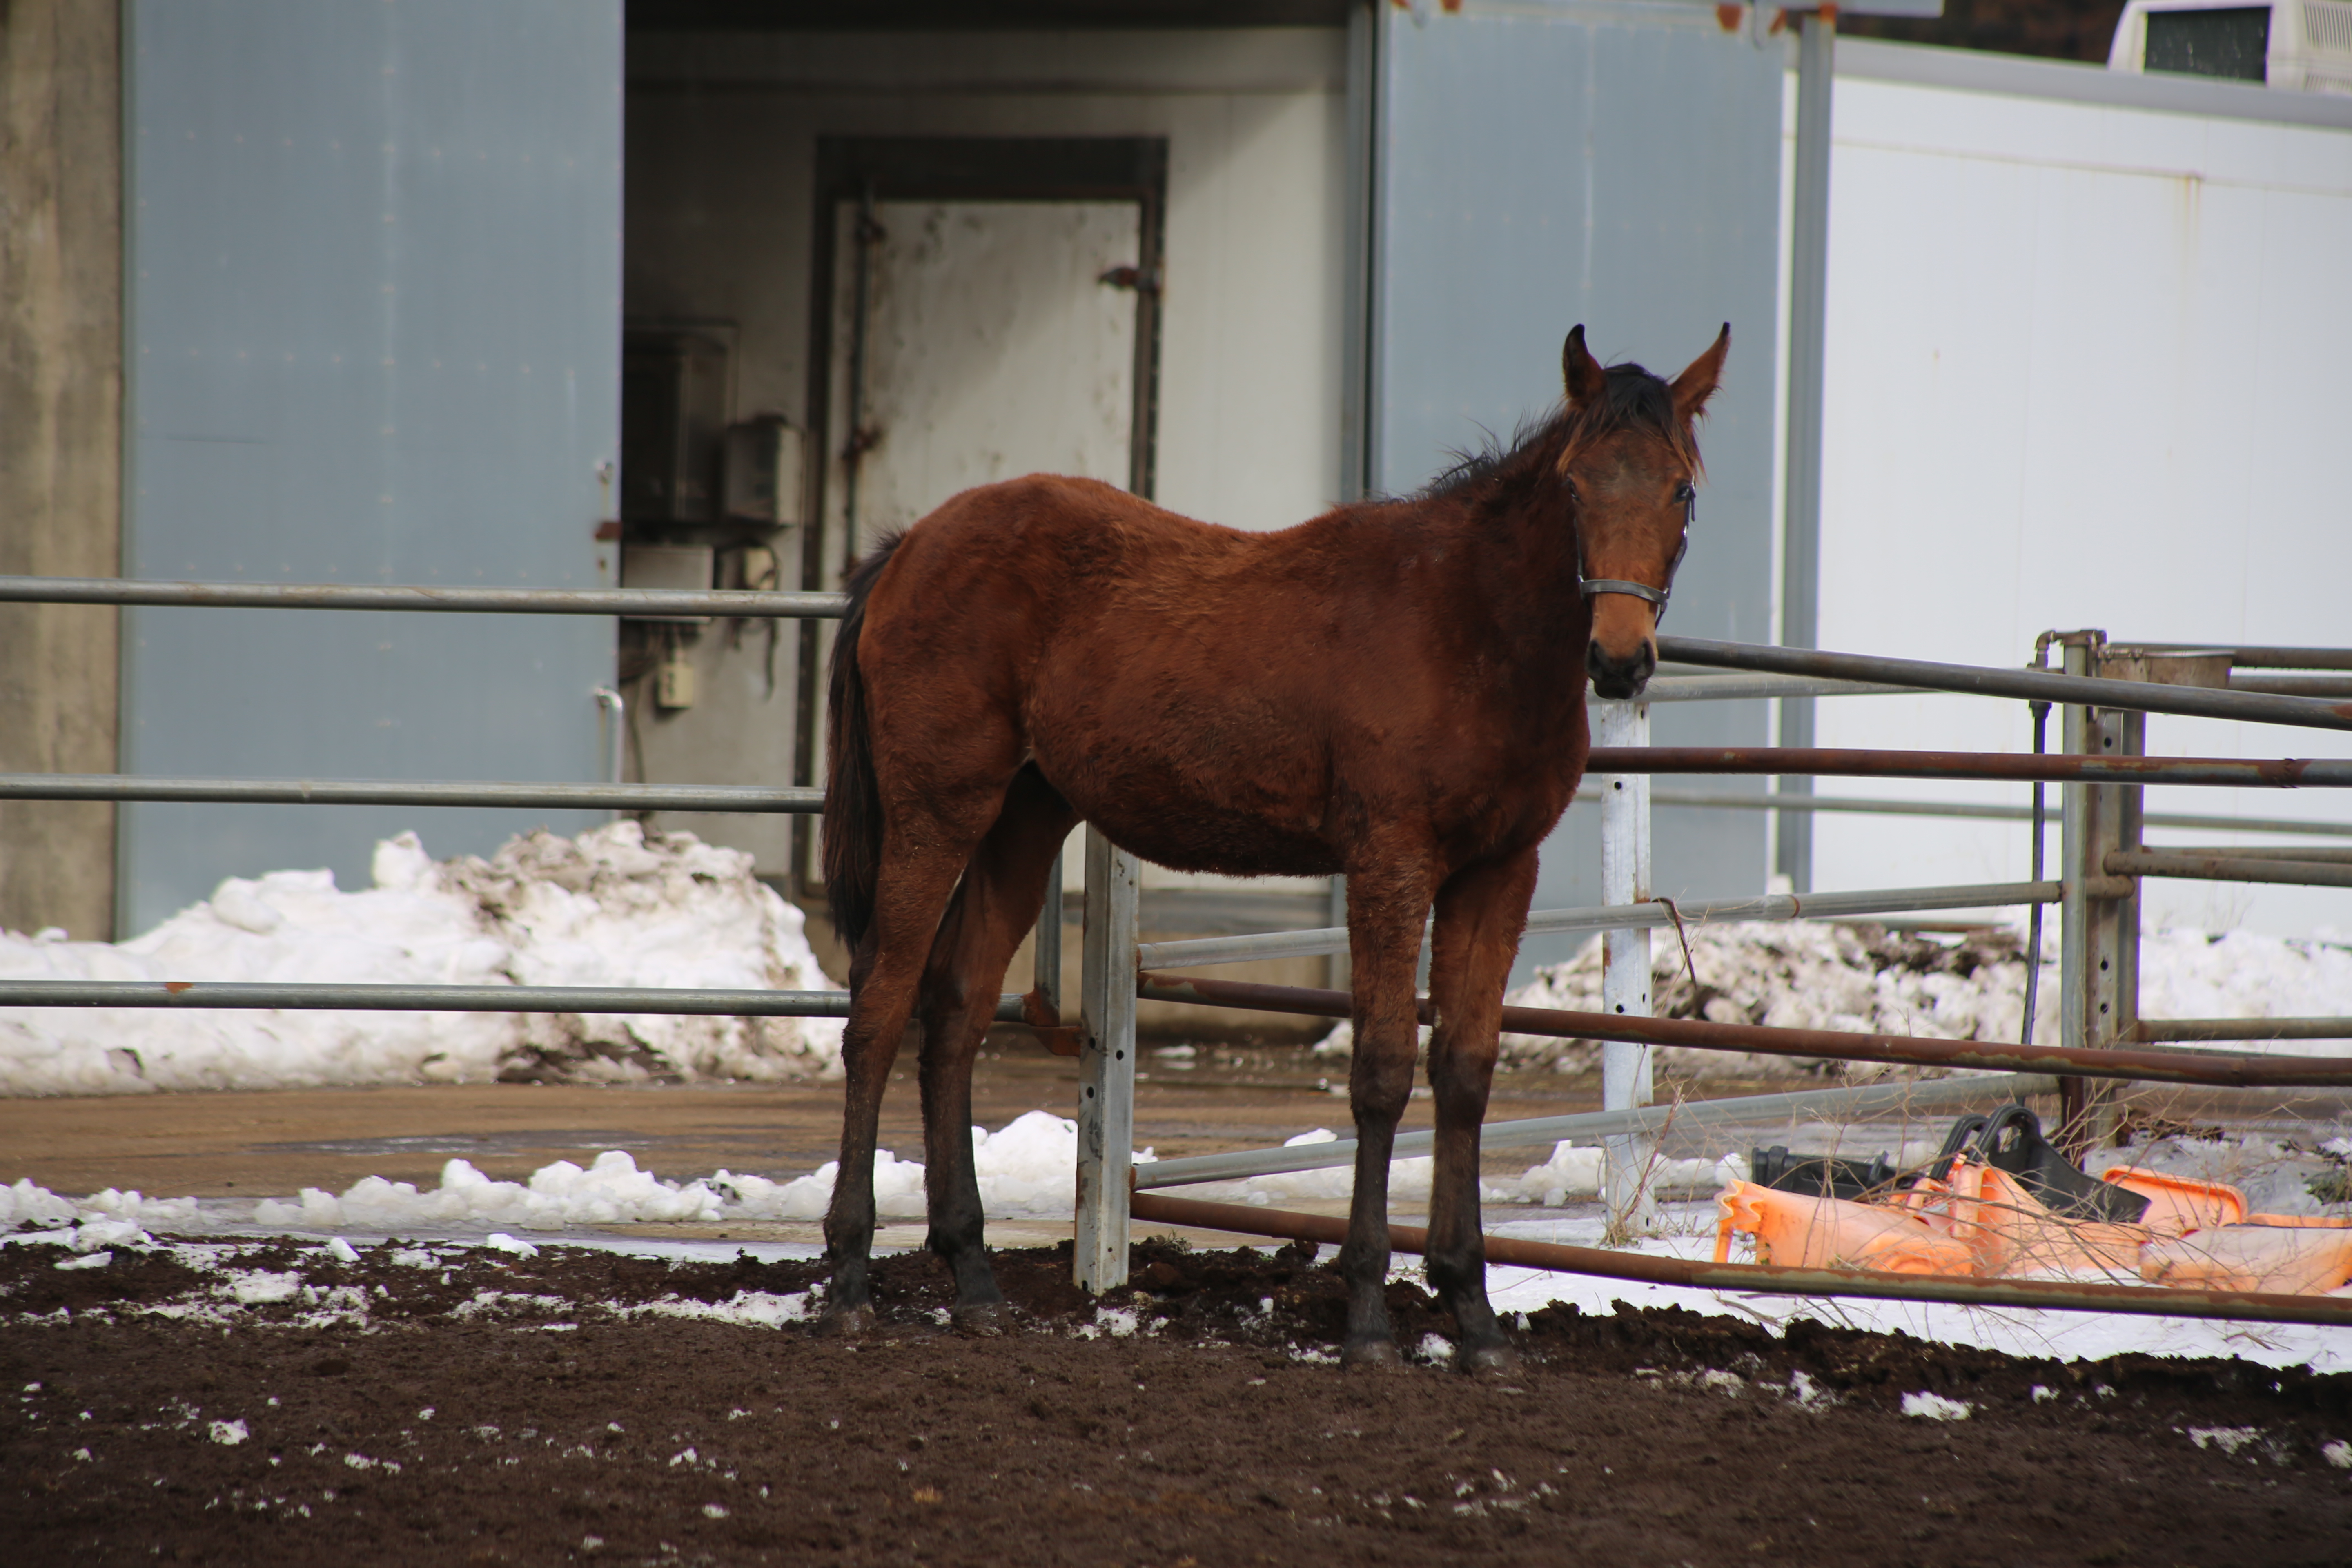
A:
[[818, 323, 1728, 1368]]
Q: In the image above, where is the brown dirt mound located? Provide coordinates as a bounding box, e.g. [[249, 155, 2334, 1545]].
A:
[[5, 1234, 2349, 1566]]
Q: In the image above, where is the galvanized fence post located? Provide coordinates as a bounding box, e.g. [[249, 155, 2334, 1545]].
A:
[[1075, 826, 1140, 1292], [1594, 697, 1657, 1237], [2058, 634, 2139, 1154]]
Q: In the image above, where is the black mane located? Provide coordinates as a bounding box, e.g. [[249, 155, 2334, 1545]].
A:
[[1408, 360, 1682, 510]]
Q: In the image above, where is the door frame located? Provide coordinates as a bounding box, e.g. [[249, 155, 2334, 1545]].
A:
[[792, 136, 1170, 891]]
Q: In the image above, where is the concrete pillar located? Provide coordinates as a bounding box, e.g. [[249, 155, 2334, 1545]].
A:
[[0, 1, 124, 940]]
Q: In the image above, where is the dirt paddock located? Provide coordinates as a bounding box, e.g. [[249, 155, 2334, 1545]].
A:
[[6, 1234, 2350, 1568]]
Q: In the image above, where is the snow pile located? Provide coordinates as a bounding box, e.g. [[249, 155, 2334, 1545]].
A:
[[1315, 919, 2352, 1077], [251, 1152, 727, 1232], [0, 822, 844, 1095]]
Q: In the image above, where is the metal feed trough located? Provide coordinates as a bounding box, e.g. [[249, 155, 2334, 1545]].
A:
[[5, 575, 2351, 1325]]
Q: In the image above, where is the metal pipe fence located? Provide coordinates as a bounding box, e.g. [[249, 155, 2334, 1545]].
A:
[[1132, 1072, 2058, 1189], [1135, 877, 2088, 971], [0, 575, 847, 619], [6, 572, 2350, 1316], [0, 773, 822, 813], [0, 980, 1028, 1021], [1133, 973, 2352, 1089], [1658, 633, 2352, 731], [1628, 786, 2352, 840]]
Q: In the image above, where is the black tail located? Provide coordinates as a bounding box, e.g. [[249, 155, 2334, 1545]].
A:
[[822, 530, 908, 956]]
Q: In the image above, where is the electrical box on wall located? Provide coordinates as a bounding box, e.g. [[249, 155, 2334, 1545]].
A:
[[722, 415, 805, 527]]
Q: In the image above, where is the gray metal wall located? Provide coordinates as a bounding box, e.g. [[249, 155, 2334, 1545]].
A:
[[1372, 0, 1784, 980], [120, 0, 623, 934]]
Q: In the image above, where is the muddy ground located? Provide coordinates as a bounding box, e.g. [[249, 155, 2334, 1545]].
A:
[[5, 1234, 2350, 1568]]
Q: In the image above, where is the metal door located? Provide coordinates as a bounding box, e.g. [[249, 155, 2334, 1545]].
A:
[[1372, 1, 1786, 978], [119, 1, 622, 934], [824, 200, 1141, 560]]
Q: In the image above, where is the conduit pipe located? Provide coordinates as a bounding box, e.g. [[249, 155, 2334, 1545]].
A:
[[1587, 747, 2352, 788], [0, 773, 822, 814]]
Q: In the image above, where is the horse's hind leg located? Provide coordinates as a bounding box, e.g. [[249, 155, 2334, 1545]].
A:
[[915, 765, 1078, 1331], [819, 832, 974, 1335], [1423, 847, 1539, 1374], [1336, 851, 1439, 1369]]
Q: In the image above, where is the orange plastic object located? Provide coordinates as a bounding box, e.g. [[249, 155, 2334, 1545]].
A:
[[1715, 1180, 1978, 1275], [2100, 1165, 2247, 1234], [1943, 1164, 2151, 1279], [2140, 1224, 2352, 1295]]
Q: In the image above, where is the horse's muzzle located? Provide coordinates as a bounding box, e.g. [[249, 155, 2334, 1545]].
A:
[[1586, 639, 1656, 701]]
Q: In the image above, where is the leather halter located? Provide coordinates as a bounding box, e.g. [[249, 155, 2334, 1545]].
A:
[[1577, 483, 1694, 622]]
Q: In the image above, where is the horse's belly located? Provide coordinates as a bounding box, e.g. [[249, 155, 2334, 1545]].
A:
[[1078, 796, 1341, 880]]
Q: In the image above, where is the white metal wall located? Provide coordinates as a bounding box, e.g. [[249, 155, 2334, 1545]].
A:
[[1805, 42, 2352, 939]]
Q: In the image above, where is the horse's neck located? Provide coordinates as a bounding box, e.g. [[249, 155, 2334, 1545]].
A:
[[1425, 499, 1592, 719]]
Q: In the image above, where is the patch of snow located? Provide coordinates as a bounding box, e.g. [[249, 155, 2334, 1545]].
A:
[[53, 1251, 111, 1272], [0, 823, 844, 1095], [2322, 1439, 2351, 1470], [2188, 1425, 2263, 1457], [323, 1238, 360, 1264], [208, 1419, 248, 1446], [1900, 1392, 1972, 1421], [605, 1291, 814, 1330], [482, 1233, 540, 1259], [254, 1150, 726, 1232]]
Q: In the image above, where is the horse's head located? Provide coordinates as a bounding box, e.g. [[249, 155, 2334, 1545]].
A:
[[1557, 323, 1729, 700]]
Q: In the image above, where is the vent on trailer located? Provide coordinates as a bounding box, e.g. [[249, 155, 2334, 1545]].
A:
[[2109, 0, 2352, 93]]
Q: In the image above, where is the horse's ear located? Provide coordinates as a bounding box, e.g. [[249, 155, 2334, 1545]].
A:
[[1671, 323, 1731, 422], [1562, 325, 1607, 410]]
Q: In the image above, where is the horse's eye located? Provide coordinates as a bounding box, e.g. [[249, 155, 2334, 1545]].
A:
[[1673, 481, 1695, 506]]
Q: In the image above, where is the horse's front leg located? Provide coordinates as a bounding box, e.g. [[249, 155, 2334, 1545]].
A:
[[1336, 858, 1437, 1368], [1424, 848, 1539, 1374]]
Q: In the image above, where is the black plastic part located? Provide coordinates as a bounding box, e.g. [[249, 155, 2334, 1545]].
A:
[[1973, 1104, 2151, 1224], [1751, 1144, 1900, 1203]]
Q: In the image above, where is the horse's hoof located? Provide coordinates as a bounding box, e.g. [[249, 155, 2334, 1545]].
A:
[[1341, 1336, 1405, 1371], [810, 1303, 875, 1339], [949, 1301, 1008, 1337], [1458, 1339, 1521, 1376]]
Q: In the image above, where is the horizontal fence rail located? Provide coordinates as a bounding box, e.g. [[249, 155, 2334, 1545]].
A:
[[2131, 1018, 2352, 1043], [2105, 849, 2352, 889], [0, 774, 823, 813], [1134, 878, 2097, 970], [1132, 1073, 2058, 1190], [1134, 973, 2352, 1088], [2129, 644, 2352, 673], [1620, 787, 2352, 840], [1658, 634, 2352, 731], [0, 575, 849, 619], [1638, 673, 1915, 702], [1588, 746, 2352, 788], [1126, 1192, 2352, 1329], [0, 980, 1027, 1022]]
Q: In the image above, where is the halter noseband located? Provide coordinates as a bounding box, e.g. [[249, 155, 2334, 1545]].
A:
[[1577, 483, 1695, 622]]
